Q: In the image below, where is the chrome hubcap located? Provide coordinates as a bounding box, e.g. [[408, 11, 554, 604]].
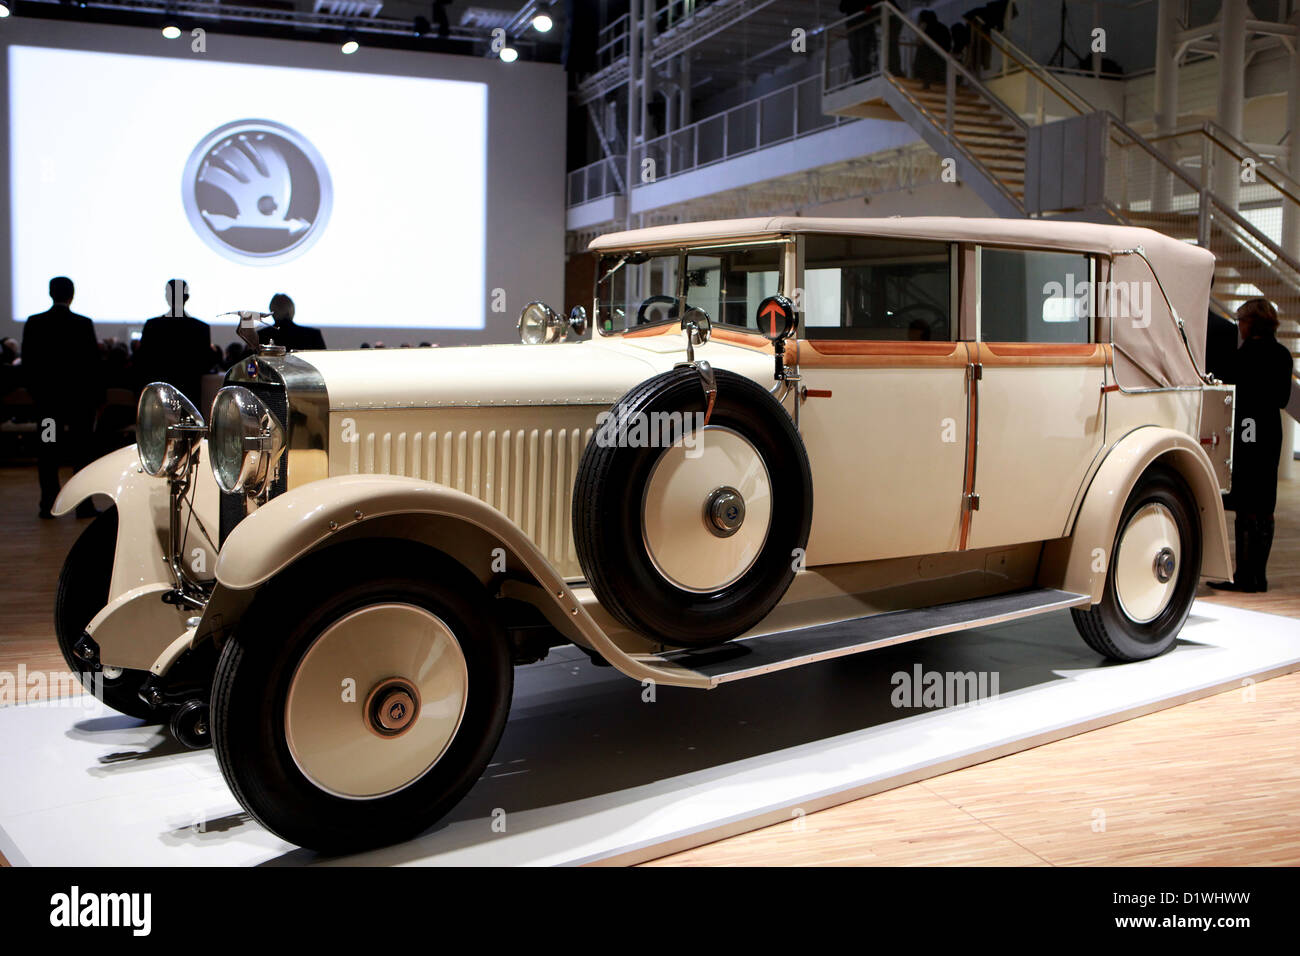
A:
[[1153, 547, 1177, 584], [366, 678, 421, 738], [285, 603, 468, 799], [705, 486, 746, 538], [1115, 503, 1181, 624], [642, 426, 773, 593]]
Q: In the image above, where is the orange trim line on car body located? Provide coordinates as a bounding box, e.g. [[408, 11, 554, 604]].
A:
[[959, 342, 979, 551], [978, 342, 1107, 366], [797, 339, 968, 368], [620, 323, 776, 352], [623, 322, 678, 339]]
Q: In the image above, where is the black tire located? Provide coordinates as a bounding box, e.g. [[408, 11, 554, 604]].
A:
[[54, 507, 159, 722], [573, 367, 813, 647], [1071, 465, 1201, 662], [211, 540, 513, 853]]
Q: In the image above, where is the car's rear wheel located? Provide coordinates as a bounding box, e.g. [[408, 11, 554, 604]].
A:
[[55, 507, 159, 721], [574, 367, 813, 647], [1071, 466, 1201, 662], [210, 541, 512, 853]]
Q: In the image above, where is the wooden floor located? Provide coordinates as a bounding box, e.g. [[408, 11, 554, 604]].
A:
[[0, 462, 1296, 866]]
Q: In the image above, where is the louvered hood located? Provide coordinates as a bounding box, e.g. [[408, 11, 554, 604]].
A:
[[295, 338, 668, 411], [291, 335, 773, 579]]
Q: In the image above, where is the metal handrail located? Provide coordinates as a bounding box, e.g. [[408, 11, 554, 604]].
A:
[[1197, 121, 1300, 208], [966, 20, 1093, 117], [567, 155, 626, 205], [876, 2, 1027, 133], [636, 73, 847, 182], [1104, 112, 1300, 277]]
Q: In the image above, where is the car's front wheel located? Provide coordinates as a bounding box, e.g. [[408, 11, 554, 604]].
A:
[[210, 541, 513, 853], [1071, 465, 1201, 662]]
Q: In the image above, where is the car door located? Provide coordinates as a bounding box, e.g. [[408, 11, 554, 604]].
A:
[[965, 246, 1106, 550], [795, 234, 971, 565]]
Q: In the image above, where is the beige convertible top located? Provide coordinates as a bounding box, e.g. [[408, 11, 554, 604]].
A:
[[590, 217, 1214, 389]]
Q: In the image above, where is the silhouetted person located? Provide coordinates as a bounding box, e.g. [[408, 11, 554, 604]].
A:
[[913, 10, 951, 89], [261, 293, 325, 352], [1208, 298, 1293, 593], [22, 276, 101, 518], [135, 279, 211, 409]]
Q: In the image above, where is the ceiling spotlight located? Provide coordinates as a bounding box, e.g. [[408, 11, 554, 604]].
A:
[[499, 46, 518, 63], [341, 38, 360, 55], [0, 3, 11, 18], [532, 14, 553, 33], [162, 24, 182, 39]]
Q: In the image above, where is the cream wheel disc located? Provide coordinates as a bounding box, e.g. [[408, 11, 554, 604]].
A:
[[641, 426, 773, 593], [284, 602, 469, 799], [1114, 503, 1181, 624]]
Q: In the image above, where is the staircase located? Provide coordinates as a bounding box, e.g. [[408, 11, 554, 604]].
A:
[[822, 2, 1300, 397], [890, 77, 1027, 205]]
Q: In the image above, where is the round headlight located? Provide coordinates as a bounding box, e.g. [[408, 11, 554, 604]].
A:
[[209, 386, 285, 496], [518, 301, 564, 344], [136, 383, 205, 478]]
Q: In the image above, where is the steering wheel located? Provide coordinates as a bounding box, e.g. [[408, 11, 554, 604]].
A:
[[636, 295, 679, 326]]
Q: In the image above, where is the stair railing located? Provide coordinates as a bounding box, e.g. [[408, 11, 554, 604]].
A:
[[965, 19, 1092, 123], [826, 3, 1028, 211]]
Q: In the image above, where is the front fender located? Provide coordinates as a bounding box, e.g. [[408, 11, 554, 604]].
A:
[[52, 445, 174, 601], [210, 474, 693, 686], [51, 444, 220, 672], [1041, 426, 1232, 602]]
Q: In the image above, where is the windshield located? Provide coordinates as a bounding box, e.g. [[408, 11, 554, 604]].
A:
[[596, 241, 786, 334]]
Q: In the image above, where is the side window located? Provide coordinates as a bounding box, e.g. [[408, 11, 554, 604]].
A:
[[802, 236, 953, 341], [685, 245, 783, 329], [979, 248, 1092, 343]]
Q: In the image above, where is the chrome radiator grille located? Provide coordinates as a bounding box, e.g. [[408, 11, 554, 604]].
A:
[[335, 411, 600, 578]]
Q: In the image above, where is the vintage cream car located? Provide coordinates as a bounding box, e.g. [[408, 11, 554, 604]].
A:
[[52, 217, 1234, 852]]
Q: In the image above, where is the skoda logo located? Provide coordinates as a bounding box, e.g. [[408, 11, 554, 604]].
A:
[[182, 120, 331, 263]]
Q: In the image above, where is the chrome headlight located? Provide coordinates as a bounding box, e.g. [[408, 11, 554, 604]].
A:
[[518, 301, 565, 344], [209, 386, 285, 496], [136, 383, 205, 478]]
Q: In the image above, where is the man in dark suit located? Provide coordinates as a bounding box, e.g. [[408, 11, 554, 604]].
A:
[[22, 276, 102, 518], [135, 279, 212, 410], [261, 293, 326, 352]]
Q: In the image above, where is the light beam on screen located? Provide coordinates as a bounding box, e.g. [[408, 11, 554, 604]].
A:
[[8, 46, 487, 330]]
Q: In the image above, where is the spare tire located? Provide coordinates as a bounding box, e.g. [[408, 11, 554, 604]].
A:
[[573, 366, 813, 647]]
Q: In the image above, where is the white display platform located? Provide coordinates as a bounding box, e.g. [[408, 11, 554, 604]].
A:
[[1, 600, 1297, 866]]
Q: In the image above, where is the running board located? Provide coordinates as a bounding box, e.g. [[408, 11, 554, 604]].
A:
[[645, 589, 1091, 688]]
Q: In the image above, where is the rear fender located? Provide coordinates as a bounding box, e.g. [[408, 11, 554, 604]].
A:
[[1040, 427, 1231, 602]]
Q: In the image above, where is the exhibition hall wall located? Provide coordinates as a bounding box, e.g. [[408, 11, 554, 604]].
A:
[[0, 18, 567, 349]]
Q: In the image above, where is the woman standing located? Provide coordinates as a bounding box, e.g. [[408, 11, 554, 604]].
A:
[[1209, 298, 1294, 592]]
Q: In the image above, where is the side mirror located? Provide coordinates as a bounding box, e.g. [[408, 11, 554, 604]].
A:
[[681, 307, 711, 363], [569, 305, 588, 338]]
